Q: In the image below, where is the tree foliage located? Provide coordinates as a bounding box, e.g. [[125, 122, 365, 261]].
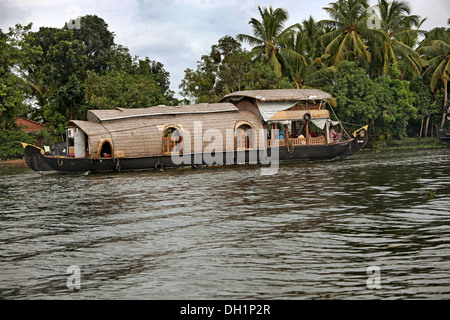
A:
[[0, 129, 36, 160], [86, 70, 172, 109], [180, 36, 294, 103], [68, 15, 115, 74], [235, 1, 448, 139], [1, 2, 449, 150], [324, 61, 416, 138], [324, 60, 382, 126], [374, 65, 416, 138], [0, 29, 26, 130], [1, 15, 176, 139], [237, 6, 301, 78], [418, 28, 450, 126]]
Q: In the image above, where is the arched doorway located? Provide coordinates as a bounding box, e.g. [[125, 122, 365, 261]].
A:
[[236, 124, 253, 149], [99, 140, 113, 158], [163, 127, 182, 154]]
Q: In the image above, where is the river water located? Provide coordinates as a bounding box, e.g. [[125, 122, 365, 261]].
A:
[[0, 148, 449, 300]]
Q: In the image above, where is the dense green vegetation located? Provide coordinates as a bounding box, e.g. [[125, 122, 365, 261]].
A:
[[1, 15, 178, 140], [0, 130, 35, 160], [181, 0, 449, 142], [0, 0, 449, 160]]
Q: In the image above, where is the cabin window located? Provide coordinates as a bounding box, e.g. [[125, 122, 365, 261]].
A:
[[236, 124, 253, 149], [99, 141, 113, 158], [163, 127, 182, 154]]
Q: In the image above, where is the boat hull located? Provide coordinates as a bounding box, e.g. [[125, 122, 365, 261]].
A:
[[22, 144, 56, 173], [436, 126, 450, 146], [23, 138, 366, 174]]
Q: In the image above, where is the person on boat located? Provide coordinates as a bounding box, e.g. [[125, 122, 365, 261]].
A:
[[329, 126, 340, 141], [329, 126, 336, 138], [334, 130, 341, 141], [297, 132, 306, 144]]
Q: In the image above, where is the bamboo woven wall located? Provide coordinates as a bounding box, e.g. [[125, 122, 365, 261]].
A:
[[235, 100, 264, 122], [69, 109, 264, 159]]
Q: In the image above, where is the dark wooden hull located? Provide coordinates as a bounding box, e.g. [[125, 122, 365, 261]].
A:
[[23, 144, 56, 172], [436, 126, 450, 146], [23, 137, 366, 174]]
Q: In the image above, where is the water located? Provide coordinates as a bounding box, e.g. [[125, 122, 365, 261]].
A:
[[0, 148, 449, 300]]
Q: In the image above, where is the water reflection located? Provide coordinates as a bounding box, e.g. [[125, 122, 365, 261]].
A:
[[0, 148, 449, 299]]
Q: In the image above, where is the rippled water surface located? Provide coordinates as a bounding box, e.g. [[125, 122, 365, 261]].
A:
[[1, 148, 449, 299]]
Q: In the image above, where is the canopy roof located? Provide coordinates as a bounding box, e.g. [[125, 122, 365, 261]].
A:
[[87, 103, 238, 123], [270, 109, 330, 121], [220, 89, 332, 102]]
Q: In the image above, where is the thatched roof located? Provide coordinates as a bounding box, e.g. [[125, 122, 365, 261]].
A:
[[270, 109, 330, 121], [87, 103, 238, 123], [220, 89, 332, 102], [69, 120, 108, 137]]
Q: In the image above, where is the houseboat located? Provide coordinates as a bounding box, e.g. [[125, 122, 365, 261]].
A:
[[22, 89, 368, 174], [436, 125, 450, 145]]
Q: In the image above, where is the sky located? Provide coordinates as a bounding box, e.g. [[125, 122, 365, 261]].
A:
[[1, 0, 449, 98]]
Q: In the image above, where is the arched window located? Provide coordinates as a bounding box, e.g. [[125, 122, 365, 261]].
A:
[[236, 124, 253, 149], [163, 127, 182, 154]]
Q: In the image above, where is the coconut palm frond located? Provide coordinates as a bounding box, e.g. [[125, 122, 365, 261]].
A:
[[236, 34, 264, 47]]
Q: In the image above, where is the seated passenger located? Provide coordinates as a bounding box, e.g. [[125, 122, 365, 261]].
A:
[[298, 133, 306, 144], [334, 131, 341, 141], [329, 126, 340, 141]]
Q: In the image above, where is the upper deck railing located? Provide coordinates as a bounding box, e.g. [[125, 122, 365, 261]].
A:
[[267, 136, 329, 147]]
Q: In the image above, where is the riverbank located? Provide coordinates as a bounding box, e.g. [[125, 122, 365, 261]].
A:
[[367, 137, 447, 151], [0, 158, 27, 169], [387, 137, 443, 147]]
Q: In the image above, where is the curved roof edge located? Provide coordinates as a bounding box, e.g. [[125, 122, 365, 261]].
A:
[[220, 89, 332, 102], [87, 103, 238, 123]]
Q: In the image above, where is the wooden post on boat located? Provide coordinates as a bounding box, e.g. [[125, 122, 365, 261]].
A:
[[285, 126, 291, 147], [325, 120, 329, 145], [305, 121, 309, 145]]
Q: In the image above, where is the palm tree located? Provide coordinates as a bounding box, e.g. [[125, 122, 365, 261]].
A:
[[419, 38, 450, 126], [299, 15, 326, 61], [371, 0, 424, 77], [282, 31, 336, 88], [237, 6, 301, 78], [318, 0, 373, 68]]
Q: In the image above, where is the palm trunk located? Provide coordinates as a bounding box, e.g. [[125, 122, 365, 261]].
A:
[[425, 115, 430, 137], [441, 78, 448, 127]]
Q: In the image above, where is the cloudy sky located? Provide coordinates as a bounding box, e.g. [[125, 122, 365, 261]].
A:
[[1, 0, 449, 97]]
